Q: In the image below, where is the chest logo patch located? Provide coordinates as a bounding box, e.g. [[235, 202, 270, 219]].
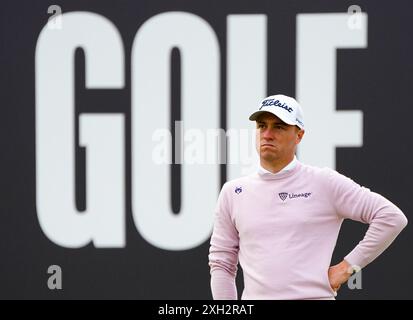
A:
[[278, 192, 288, 201], [279, 192, 312, 201]]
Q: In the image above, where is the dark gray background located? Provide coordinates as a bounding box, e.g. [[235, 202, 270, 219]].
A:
[[0, 0, 412, 299]]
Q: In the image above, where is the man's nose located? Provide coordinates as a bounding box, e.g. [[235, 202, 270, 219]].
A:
[[262, 128, 274, 140]]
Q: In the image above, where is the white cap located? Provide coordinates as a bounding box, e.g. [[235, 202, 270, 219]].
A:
[[249, 94, 305, 130]]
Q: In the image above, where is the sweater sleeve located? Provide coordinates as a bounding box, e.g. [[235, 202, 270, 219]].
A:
[[208, 183, 240, 300], [327, 169, 408, 269]]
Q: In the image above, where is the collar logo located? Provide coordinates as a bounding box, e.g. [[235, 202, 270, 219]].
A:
[[235, 186, 242, 194]]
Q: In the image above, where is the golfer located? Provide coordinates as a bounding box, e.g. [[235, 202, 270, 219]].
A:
[[208, 94, 408, 300]]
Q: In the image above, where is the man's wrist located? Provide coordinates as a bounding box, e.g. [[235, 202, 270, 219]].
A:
[[343, 260, 361, 275]]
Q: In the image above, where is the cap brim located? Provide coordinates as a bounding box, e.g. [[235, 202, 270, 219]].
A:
[[249, 110, 296, 126]]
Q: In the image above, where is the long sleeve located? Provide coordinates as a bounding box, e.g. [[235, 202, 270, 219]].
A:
[[327, 170, 408, 269], [208, 183, 239, 300]]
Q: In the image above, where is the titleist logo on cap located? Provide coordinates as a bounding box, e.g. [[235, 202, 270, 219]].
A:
[[259, 99, 293, 113]]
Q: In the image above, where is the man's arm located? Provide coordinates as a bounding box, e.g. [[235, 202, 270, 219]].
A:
[[208, 183, 240, 300], [328, 169, 408, 271]]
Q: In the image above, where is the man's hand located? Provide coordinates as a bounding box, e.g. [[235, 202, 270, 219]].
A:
[[328, 260, 353, 294]]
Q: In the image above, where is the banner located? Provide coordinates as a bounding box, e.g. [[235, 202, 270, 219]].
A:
[[0, 0, 411, 299]]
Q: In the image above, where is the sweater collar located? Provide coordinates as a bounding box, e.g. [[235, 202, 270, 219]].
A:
[[257, 156, 300, 180]]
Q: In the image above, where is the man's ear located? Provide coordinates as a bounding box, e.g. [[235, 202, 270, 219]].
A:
[[296, 129, 305, 144]]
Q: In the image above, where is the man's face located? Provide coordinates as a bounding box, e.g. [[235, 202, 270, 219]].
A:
[[255, 112, 304, 163]]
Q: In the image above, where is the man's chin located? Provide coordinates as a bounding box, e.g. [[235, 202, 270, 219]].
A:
[[259, 151, 278, 161]]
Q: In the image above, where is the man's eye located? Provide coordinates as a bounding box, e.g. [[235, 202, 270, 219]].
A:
[[258, 124, 264, 128]]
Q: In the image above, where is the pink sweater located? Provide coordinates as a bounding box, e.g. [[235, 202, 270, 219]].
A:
[[208, 160, 408, 300]]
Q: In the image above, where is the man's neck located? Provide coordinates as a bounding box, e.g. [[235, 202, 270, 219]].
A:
[[260, 155, 296, 174]]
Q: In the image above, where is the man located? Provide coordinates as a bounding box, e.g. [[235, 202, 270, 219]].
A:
[[208, 94, 408, 300]]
